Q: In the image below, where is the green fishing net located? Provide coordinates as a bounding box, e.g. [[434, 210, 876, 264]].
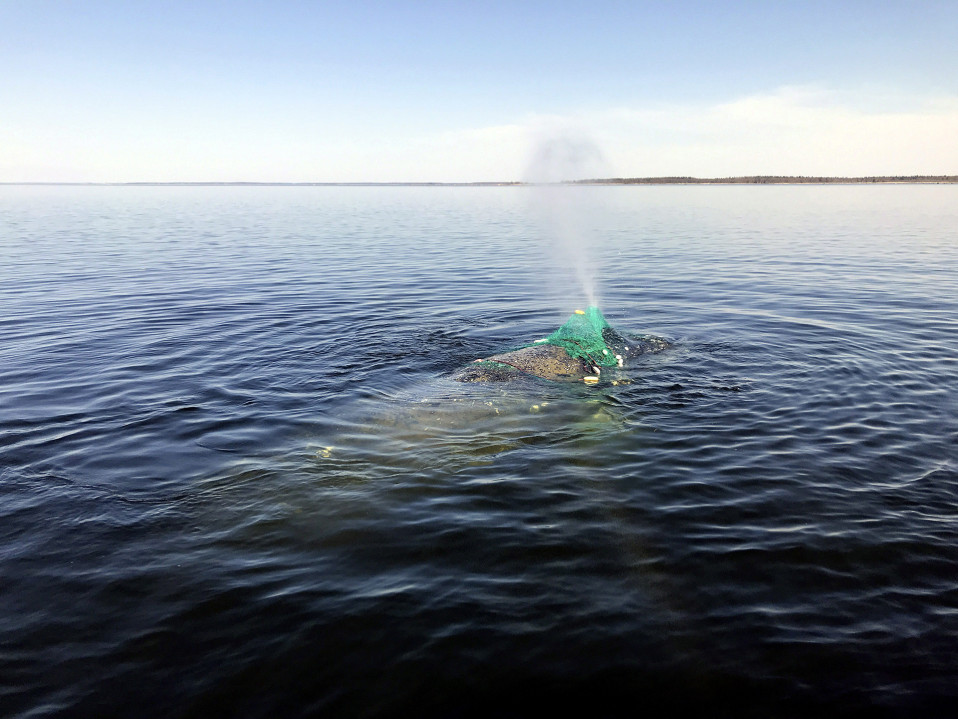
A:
[[531, 306, 620, 368], [455, 305, 670, 383]]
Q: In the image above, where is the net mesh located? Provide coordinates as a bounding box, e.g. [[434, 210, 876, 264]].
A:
[[532, 306, 619, 368], [455, 305, 670, 383]]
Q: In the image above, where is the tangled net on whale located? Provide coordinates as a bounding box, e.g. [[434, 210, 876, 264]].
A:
[[454, 307, 670, 383]]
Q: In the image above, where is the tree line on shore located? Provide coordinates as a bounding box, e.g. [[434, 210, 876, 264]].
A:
[[573, 175, 958, 184]]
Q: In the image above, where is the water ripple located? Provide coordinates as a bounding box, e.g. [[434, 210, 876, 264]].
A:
[[2, 185, 958, 717]]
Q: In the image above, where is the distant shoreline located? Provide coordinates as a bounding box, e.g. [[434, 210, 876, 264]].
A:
[[2, 176, 957, 187], [573, 175, 958, 185]]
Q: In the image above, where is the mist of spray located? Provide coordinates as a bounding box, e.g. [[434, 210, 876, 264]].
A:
[[523, 128, 611, 310]]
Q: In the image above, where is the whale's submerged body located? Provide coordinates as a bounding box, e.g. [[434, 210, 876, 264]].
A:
[[452, 306, 671, 383], [308, 307, 671, 470]]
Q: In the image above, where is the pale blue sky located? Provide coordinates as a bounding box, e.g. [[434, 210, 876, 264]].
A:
[[2, 1, 956, 181]]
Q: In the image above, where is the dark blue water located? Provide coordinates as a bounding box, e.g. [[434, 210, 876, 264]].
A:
[[2, 184, 957, 717]]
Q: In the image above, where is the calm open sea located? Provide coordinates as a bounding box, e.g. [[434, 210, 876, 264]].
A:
[[1, 184, 957, 717]]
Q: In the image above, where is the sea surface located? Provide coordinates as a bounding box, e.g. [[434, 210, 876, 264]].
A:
[[1, 184, 957, 717]]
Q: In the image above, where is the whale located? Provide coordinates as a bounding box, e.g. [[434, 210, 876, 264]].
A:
[[304, 307, 671, 472], [452, 306, 671, 384]]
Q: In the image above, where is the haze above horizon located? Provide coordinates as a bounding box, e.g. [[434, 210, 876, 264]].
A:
[[3, 1, 956, 183]]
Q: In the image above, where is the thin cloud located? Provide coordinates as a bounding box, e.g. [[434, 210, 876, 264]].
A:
[[401, 86, 958, 181], [328, 87, 958, 182], [589, 87, 958, 177], [3, 86, 956, 182]]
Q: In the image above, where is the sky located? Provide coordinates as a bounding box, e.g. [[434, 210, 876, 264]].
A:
[[2, 0, 956, 182]]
